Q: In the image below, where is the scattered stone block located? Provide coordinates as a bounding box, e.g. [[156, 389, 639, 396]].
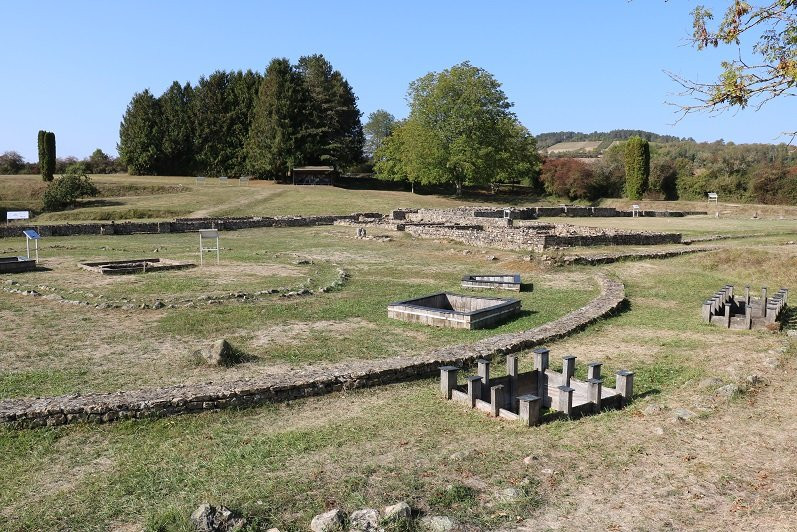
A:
[[203, 339, 235, 366], [716, 383, 740, 397], [420, 515, 456, 532], [310, 509, 345, 532], [697, 377, 723, 390], [494, 487, 521, 503], [349, 508, 380, 531], [383, 502, 412, 523], [671, 408, 697, 422], [190, 503, 246, 532]]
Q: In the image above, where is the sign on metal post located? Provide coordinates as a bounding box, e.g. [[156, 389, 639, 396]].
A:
[[198, 229, 219, 266], [707, 192, 718, 204], [6, 211, 29, 226], [631, 204, 640, 218], [23, 229, 41, 264]]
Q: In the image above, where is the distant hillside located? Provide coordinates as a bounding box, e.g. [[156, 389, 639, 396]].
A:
[[536, 130, 693, 150]]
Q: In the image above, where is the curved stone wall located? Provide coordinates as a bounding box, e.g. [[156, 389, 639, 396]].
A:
[[0, 276, 625, 428]]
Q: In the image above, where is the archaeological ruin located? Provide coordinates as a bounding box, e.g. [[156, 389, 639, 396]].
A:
[[78, 258, 196, 275], [461, 274, 522, 291], [702, 285, 788, 330], [439, 348, 634, 426], [0, 256, 37, 274], [336, 207, 684, 252], [388, 292, 521, 329]]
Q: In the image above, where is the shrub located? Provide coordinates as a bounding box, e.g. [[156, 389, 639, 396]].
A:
[[647, 159, 678, 200], [751, 165, 797, 204], [42, 164, 99, 211], [539, 158, 597, 200]]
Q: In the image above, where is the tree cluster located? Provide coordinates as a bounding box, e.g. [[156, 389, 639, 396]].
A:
[[118, 55, 364, 178], [548, 137, 797, 204], [374, 62, 540, 194], [0, 148, 124, 176], [536, 129, 691, 150]]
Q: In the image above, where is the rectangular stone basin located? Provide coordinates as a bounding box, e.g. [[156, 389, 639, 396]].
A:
[[0, 256, 36, 274], [388, 292, 521, 329], [79, 258, 195, 275], [461, 274, 521, 291]]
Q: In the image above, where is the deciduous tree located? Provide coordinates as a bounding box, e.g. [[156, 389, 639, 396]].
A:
[[363, 110, 397, 161], [375, 62, 539, 195], [669, 1, 796, 132]]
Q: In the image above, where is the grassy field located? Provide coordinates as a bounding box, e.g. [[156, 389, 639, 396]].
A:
[[0, 225, 597, 398], [1, 174, 535, 222], [1, 180, 797, 531], [5, 172, 797, 223]]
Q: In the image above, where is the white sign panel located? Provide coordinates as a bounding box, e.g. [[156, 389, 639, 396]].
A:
[[7, 211, 29, 220]]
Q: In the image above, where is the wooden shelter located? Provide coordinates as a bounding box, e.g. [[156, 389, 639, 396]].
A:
[[290, 166, 337, 185]]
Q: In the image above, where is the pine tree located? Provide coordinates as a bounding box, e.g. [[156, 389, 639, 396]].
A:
[[118, 90, 163, 175], [296, 54, 364, 169], [624, 136, 650, 199], [246, 58, 309, 179], [159, 81, 195, 176], [226, 70, 263, 176]]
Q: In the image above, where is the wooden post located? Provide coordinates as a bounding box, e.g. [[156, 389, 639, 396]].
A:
[[587, 378, 603, 413], [466, 376, 482, 408], [724, 304, 731, 328], [518, 394, 542, 427], [490, 385, 505, 417], [439, 366, 458, 400], [616, 370, 634, 406], [745, 304, 752, 329], [761, 287, 768, 318], [745, 285, 751, 305], [557, 385, 574, 417], [562, 355, 576, 386], [587, 362, 602, 381], [477, 359, 490, 400]]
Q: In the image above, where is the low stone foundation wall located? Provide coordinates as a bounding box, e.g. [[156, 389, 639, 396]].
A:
[[0, 213, 386, 239], [548, 246, 717, 266], [397, 206, 703, 222], [404, 223, 681, 252], [0, 276, 625, 428]]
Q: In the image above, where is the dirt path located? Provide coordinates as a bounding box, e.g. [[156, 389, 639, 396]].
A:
[[190, 187, 286, 218]]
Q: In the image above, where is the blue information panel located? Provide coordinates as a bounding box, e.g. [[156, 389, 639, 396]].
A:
[[23, 229, 41, 240]]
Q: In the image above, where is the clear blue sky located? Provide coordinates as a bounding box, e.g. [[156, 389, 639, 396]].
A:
[[1, 0, 792, 161]]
